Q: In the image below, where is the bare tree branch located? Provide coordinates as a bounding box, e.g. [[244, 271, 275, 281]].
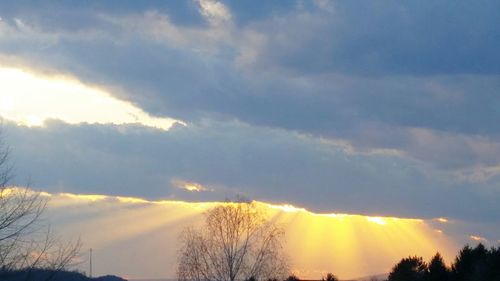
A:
[[178, 202, 289, 281], [0, 130, 81, 278]]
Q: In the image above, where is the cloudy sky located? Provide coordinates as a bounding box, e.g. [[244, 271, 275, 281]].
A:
[[0, 0, 499, 278]]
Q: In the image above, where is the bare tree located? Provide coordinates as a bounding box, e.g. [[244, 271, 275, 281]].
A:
[[0, 131, 81, 276], [177, 202, 289, 281]]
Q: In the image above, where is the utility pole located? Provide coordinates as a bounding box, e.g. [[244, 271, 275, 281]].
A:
[[89, 248, 93, 278]]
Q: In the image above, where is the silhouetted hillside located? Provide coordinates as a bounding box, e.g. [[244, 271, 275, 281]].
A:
[[0, 269, 127, 281]]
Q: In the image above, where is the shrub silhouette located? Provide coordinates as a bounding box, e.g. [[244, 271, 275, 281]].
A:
[[322, 273, 338, 281], [284, 274, 300, 281]]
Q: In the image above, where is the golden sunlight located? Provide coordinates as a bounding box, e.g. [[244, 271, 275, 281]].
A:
[[262, 204, 455, 279], [366, 216, 387, 225], [0, 67, 183, 130], [39, 192, 459, 280]]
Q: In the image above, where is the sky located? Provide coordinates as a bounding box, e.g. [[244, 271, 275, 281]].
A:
[[43, 192, 460, 280], [0, 0, 499, 279]]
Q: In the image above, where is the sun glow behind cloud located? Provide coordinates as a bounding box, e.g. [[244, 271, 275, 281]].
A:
[[33, 191, 460, 280], [171, 179, 212, 192], [0, 67, 183, 129], [366, 216, 387, 225]]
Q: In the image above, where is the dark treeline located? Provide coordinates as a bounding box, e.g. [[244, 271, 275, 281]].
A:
[[387, 243, 500, 281], [282, 243, 500, 281], [0, 268, 126, 281], [2, 243, 499, 281]]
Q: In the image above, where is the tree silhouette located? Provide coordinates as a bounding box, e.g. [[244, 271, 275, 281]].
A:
[[452, 244, 489, 281], [426, 252, 449, 281], [177, 202, 288, 281], [486, 246, 500, 281], [387, 256, 426, 281], [451, 244, 500, 281], [284, 275, 300, 281], [0, 132, 81, 277], [384, 244, 500, 281]]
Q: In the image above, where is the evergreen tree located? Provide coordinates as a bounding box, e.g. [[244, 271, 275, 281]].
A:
[[452, 244, 489, 281], [485, 246, 500, 281], [426, 252, 450, 281], [387, 256, 427, 281]]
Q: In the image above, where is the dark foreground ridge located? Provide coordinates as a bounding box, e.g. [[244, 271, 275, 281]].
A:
[[0, 269, 127, 281]]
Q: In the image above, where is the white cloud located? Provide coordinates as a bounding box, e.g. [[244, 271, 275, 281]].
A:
[[197, 0, 232, 26], [469, 235, 488, 242], [450, 165, 500, 183], [313, 0, 336, 13], [99, 10, 232, 54], [0, 66, 183, 130]]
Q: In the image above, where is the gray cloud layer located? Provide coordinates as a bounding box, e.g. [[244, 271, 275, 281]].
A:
[[5, 121, 500, 222], [1, 1, 500, 222]]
